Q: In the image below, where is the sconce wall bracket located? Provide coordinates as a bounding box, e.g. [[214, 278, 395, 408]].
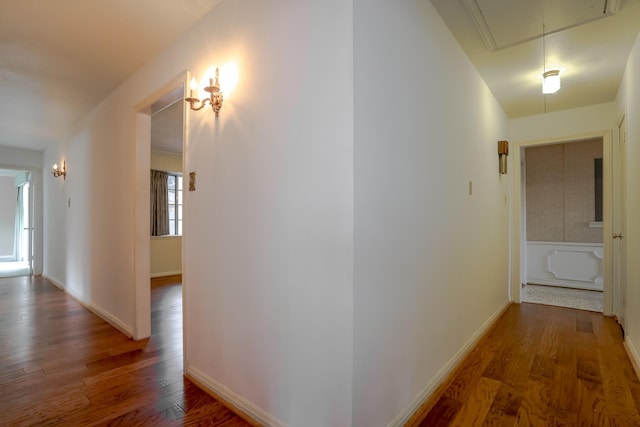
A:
[[52, 160, 66, 180], [186, 68, 224, 117], [498, 140, 509, 175]]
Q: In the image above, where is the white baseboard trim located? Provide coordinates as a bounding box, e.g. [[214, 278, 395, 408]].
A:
[[43, 274, 65, 290], [43, 274, 133, 338], [624, 336, 640, 380], [89, 302, 133, 338], [187, 365, 286, 427], [388, 300, 511, 427], [150, 270, 182, 278]]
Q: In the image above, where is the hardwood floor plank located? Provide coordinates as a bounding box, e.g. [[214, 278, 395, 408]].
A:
[[577, 357, 602, 385], [529, 354, 555, 380], [443, 346, 495, 402], [0, 387, 91, 426], [482, 346, 514, 382], [577, 379, 610, 427], [450, 376, 501, 427], [418, 396, 463, 426], [486, 383, 523, 418], [515, 379, 551, 426], [546, 406, 578, 426]]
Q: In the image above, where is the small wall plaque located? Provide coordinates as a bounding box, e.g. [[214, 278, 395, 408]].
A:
[[189, 171, 196, 191]]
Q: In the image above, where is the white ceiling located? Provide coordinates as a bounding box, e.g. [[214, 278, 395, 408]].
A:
[[1, 0, 639, 153], [151, 100, 184, 155], [431, 0, 640, 117], [0, 0, 220, 151]]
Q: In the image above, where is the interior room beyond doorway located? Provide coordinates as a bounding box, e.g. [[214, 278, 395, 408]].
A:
[[0, 169, 32, 278], [521, 138, 604, 312]]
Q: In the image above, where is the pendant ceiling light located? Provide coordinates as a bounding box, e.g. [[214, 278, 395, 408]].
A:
[[542, 69, 561, 94], [541, 22, 561, 94]]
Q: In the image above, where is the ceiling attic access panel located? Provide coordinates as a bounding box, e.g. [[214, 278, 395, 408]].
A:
[[463, 0, 621, 51]]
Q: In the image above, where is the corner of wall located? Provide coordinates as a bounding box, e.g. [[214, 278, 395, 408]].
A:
[[390, 301, 512, 427], [186, 366, 286, 427], [624, 336, 640, 380]]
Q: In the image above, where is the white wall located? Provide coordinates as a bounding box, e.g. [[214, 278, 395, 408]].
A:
[[353, 1, 509, 425], [43, 148, 68, 287], [150, 150, 182, 277], [616, 34, 640, 360], [150, 237, 181, 277], [509, 102, 617, 143], [47, 0, 354, 424], [182, 1, 353, 424], [0, 146, 43, 169], [151, 150, 181, 172], [0, 176, 15, 257]]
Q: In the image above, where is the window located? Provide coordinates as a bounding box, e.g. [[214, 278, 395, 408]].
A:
[[168, 173, 183, 235], [594, 158, 603, 222]]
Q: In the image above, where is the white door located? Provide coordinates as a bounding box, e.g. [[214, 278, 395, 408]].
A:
[[613, 116, 627, 331]]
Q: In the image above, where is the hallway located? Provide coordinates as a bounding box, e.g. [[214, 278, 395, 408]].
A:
[[0, 275, 252, 426]]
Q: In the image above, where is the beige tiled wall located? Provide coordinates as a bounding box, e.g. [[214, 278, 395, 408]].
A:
[[525, 139, 603, 243]]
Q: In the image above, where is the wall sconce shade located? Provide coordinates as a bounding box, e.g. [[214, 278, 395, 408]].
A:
[[498, 141, 508, 175], [542, 70, 561, 94], [52, 161, 66, 180], [186, 68, 224, 117]]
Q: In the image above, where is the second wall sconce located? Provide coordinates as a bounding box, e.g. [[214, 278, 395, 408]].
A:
[[498, 140, 508, 175], [186, 68, 223, 117], [52, 161, 66, 180]]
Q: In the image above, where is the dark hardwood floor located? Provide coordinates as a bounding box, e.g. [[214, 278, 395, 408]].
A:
[[5, 276, 639, 426], [408, 303, 640, 426], [0, 275, 252, 426]]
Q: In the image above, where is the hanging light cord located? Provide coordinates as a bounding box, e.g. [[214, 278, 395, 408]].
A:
[[542, 19, 547, 112], [603, 0, 609, 14], [542, 22, 547, 74]]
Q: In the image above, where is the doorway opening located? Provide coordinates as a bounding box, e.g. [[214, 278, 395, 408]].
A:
[[520, 138, 604, 312], [510, 130, 615, 316], [133, 73, 187, 348], [0, 169, 33, 278]]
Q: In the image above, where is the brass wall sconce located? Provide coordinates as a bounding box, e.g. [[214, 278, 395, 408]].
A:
[[498, 141, 508, 175], [52, 161, 66, 180], [186, 68, 223, 117]]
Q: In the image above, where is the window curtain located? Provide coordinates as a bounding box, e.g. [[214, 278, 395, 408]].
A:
[[13, 185, 24, 261], [150, 170, 169, 236]]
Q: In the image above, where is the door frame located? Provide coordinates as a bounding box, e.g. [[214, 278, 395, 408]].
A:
[[19, 178, 33, 272], [613, 114, 627, 328], [0, 165, 43, 275], [509, 129, 614, 316], [133, 72, 188, 342]]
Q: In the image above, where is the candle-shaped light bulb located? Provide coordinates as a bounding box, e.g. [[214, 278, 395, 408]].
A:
[[53, 164, 58, 171], [204, 67, 220, 90], [189, 77, 198, 99]]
